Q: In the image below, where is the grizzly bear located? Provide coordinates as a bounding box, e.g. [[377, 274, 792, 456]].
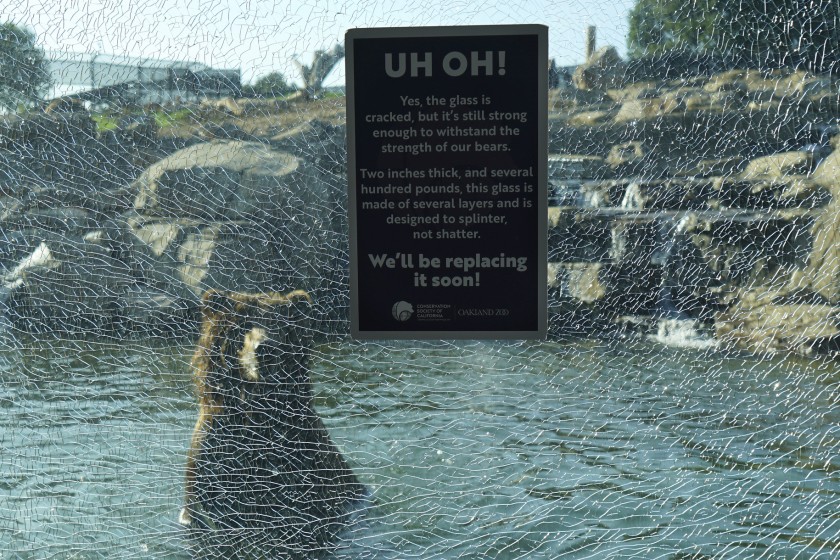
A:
[[180, 289, 366, 553]]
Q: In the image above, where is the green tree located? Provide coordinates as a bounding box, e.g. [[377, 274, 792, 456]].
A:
[[627, 0, 717, 58], [628, 0, 839, 72], [716, 0, 839, 71], [248, 71, 295, 97], [0, 23, 50, 111]]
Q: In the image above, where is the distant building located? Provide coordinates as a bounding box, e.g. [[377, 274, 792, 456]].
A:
[[44, 51, 240, 105]]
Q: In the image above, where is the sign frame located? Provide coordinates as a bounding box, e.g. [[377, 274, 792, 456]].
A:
[[346, 24, 548, 340]]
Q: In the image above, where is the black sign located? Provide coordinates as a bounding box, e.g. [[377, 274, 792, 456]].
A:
[[346, 25, 547, 339]]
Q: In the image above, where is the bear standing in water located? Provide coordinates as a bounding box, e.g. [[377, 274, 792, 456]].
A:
[[180, 290, 366, 555]]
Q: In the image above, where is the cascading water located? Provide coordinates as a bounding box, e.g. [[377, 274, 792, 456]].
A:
[[649, 213, 718, 348]]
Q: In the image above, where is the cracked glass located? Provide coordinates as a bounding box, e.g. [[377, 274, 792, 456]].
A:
[[0, 1, 837, 558]]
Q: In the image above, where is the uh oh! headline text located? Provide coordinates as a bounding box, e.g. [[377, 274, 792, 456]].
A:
[[384, 51, 507, 78]]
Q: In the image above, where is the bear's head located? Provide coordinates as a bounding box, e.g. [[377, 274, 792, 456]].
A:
[[195, 289, 314, 408]]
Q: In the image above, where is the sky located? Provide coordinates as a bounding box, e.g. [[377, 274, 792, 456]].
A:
[[1, 0, 638, 86]]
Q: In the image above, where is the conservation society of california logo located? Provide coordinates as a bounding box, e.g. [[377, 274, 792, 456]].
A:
[[392, 301, 414, 321]]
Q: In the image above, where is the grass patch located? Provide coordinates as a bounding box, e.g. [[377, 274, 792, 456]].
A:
[[91, 114, 120, 133], [318, 90, 345, 100], [153, 108, 194, 129]]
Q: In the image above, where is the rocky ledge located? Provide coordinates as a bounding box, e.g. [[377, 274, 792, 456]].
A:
[[0, 67, 838, 355], [548, 61, 839, 355]]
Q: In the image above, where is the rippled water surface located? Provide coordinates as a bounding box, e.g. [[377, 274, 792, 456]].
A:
[[1, 337, 838, 558]]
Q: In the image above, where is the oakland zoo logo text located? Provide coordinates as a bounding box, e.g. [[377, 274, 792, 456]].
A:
[[392, 301, 414, 321]]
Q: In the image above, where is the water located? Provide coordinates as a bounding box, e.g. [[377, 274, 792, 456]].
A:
[[1, 336, 838, 559]]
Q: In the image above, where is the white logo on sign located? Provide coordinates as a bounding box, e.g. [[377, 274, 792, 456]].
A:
[[392, 301, 414, 321]]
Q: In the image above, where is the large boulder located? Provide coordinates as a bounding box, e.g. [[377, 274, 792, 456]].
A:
[[130, 140, 334, 302], [132, 140, 321, 221]]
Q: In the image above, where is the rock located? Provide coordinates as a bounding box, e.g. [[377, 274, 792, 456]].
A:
[[703, 74, 749, 94], [2, 241, 58, 288], [179, 222, 306, 296], [605, 82, 660, 102], [778, 71, 833, 97], [805, 200, 840, 303], [129, 140, 337, 307], [716, 297, 840, 354], [609, 219, 659, 267], [0, 111, 95, 148], [270, 120, 348, 175], [83, 185, 135, 215], [125, 215, 329, 309], [606, 141, 646, 167], [548, 87, 612, 111], [236, 97, 293, 116], [196, 122, 257, 142], [6, 207, 96, 234], [548, 154, 609, 180], [0, 111, 98, 186], [0, 229, 39, 272], [117, 114, 159, 146], [708, 90, 748, 111], [740, 151, 815, 180], [572, 46, 626, 91], [567, 110, 613, 126], [0, 228, 204, 335], [201, 96, 244, 117], [132, 140, 318, 221], [675, 156, 747, 178], [617, 179, 710, 210], [547, 207, 612, 263], [0, 196, 26, 225], [746, 97, 784, 113], [548, 262, 605, 303], [4, 241, 130, 334], [605, 141, 663, 177], [95, 114, 163, 183], [777, 178, 829, 207], [604, 263, 662, 315], [811, 136, 840, 196], [709, 176, 822, 209], [547, 262, 610, 334], [613, 96, 684, 123], [579, 181, 620, 207], [682, 90, 714, 111]]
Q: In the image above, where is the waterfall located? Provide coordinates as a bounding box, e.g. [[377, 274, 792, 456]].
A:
[[651, 317, 718, 349], [649, 213, 718, 348], [619, 181, 644, 210]]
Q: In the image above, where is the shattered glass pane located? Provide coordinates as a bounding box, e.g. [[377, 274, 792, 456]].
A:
[[0, 1, 837, 558]]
